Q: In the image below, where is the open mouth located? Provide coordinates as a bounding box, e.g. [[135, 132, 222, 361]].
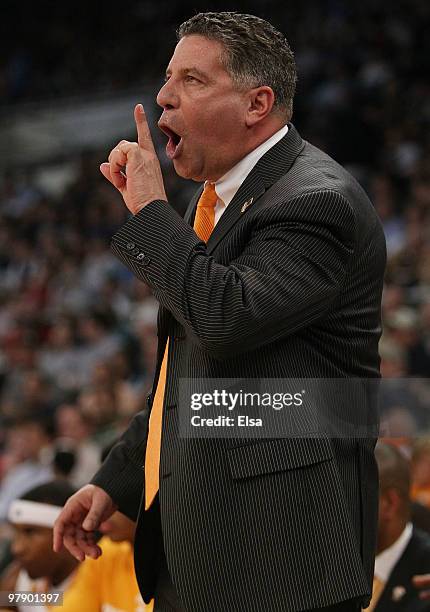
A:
[[160, 125, 183, 160]]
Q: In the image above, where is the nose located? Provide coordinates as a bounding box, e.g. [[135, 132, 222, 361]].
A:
[[156, 78, 178, 110]]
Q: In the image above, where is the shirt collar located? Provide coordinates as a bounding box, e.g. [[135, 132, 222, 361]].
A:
[[374, 522, 413, 583], [210, 124, 289, 209]]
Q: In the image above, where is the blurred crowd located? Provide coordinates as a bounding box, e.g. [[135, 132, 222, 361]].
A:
[[0, 0, 430, 609], [0, 151, 161, 513]]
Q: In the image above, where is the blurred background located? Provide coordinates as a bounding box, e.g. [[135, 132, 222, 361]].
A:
[[0, 0, 430, 554]]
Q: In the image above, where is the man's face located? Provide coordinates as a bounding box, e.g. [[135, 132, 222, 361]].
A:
[[11, 524, 58, 579], [157, 35, 249, 182], [7, 423, 48, 462]]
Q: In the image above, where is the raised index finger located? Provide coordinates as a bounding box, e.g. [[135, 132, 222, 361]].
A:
[[134, 103, 155, 151]]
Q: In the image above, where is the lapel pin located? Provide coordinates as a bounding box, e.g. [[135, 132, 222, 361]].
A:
[[391, 586, 406, 602], [241, 197, 254, 213]]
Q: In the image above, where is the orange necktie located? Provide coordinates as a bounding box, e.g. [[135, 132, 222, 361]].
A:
[[363, 576, 385, 612], [144, 183, 218, 509]]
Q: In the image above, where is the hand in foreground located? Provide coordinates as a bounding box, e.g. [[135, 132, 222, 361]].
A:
[[413, 574, 430, 600], [100, 104, 167, 215], [53, 484, 118, 561]]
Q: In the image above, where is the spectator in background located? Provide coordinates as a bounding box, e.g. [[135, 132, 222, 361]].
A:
[[108, 351, 146, 421], [371, 175, 405, 258], [379, 406, 418, 460], [52, 443, 76, 482], [80, 238, 121, 295], [408, 302, 430, 377], [364, 443, 430, 611], [0, 416, 53, 522], [411, 438, 430, 510], [38, 316, 83, 394], [55, 404, 100, 488], [1, 366, 54, 421], [78, 385, 118, 448], [0, 481, 82, 612], [77, 308, 123, 387]]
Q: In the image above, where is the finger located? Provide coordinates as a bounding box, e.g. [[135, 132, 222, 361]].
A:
[[101, 162, 126, 185], [413, 575, 430, 586], [63, 526, 86, 562], [53, 515, 66, 553], [100, 163, 114, 185], [98, 519, 113, 534], [135, 104, 155, 152], [107, 148, 128, 190], [75, 528, 102, 559]]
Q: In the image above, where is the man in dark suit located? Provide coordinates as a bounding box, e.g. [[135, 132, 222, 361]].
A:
[[53, 12, 386, 612], [365, 443, 430, 611]]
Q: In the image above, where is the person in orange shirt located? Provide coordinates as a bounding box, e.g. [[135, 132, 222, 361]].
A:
[[364, 443, 430, 611]]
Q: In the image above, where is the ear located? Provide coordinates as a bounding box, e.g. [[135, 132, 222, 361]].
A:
[[245, 86, 276, 127]]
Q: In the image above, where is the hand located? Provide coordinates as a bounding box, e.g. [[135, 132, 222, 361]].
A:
[[100, 103, 167, 215], [413, 574, 430, 600], [53, 484, 118, 561]]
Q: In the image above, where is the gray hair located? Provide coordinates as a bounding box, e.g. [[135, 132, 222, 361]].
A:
[[177, 12, 297, 120]]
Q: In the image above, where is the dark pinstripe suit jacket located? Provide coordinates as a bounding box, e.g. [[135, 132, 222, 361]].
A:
[[92, 125, 386, 611]]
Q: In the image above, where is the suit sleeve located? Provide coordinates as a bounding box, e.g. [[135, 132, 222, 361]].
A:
[[90, 407, 149, 521], [110, 189, 356, 359]]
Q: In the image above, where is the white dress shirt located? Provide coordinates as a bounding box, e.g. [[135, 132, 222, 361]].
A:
[[374, 522, 413, 583], [208, 124, 289, 226]]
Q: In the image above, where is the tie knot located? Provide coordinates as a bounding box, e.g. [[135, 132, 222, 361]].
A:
[[197, 183, 218, 209]]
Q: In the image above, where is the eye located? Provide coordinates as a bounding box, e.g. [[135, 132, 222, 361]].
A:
[[185, 75, 198, 83], [23, 527, 37, 536]]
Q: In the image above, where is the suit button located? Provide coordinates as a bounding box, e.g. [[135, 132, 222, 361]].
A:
[[139, 256, 151, 267], [126, 242, 135, 250], [161, 472, 172, 479], [132, 247, 140, 255], [136, 252, 145, 260]]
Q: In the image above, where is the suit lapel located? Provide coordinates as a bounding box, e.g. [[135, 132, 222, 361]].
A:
[[206, 124, 304, 254], [375, 530, 418, 610]]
